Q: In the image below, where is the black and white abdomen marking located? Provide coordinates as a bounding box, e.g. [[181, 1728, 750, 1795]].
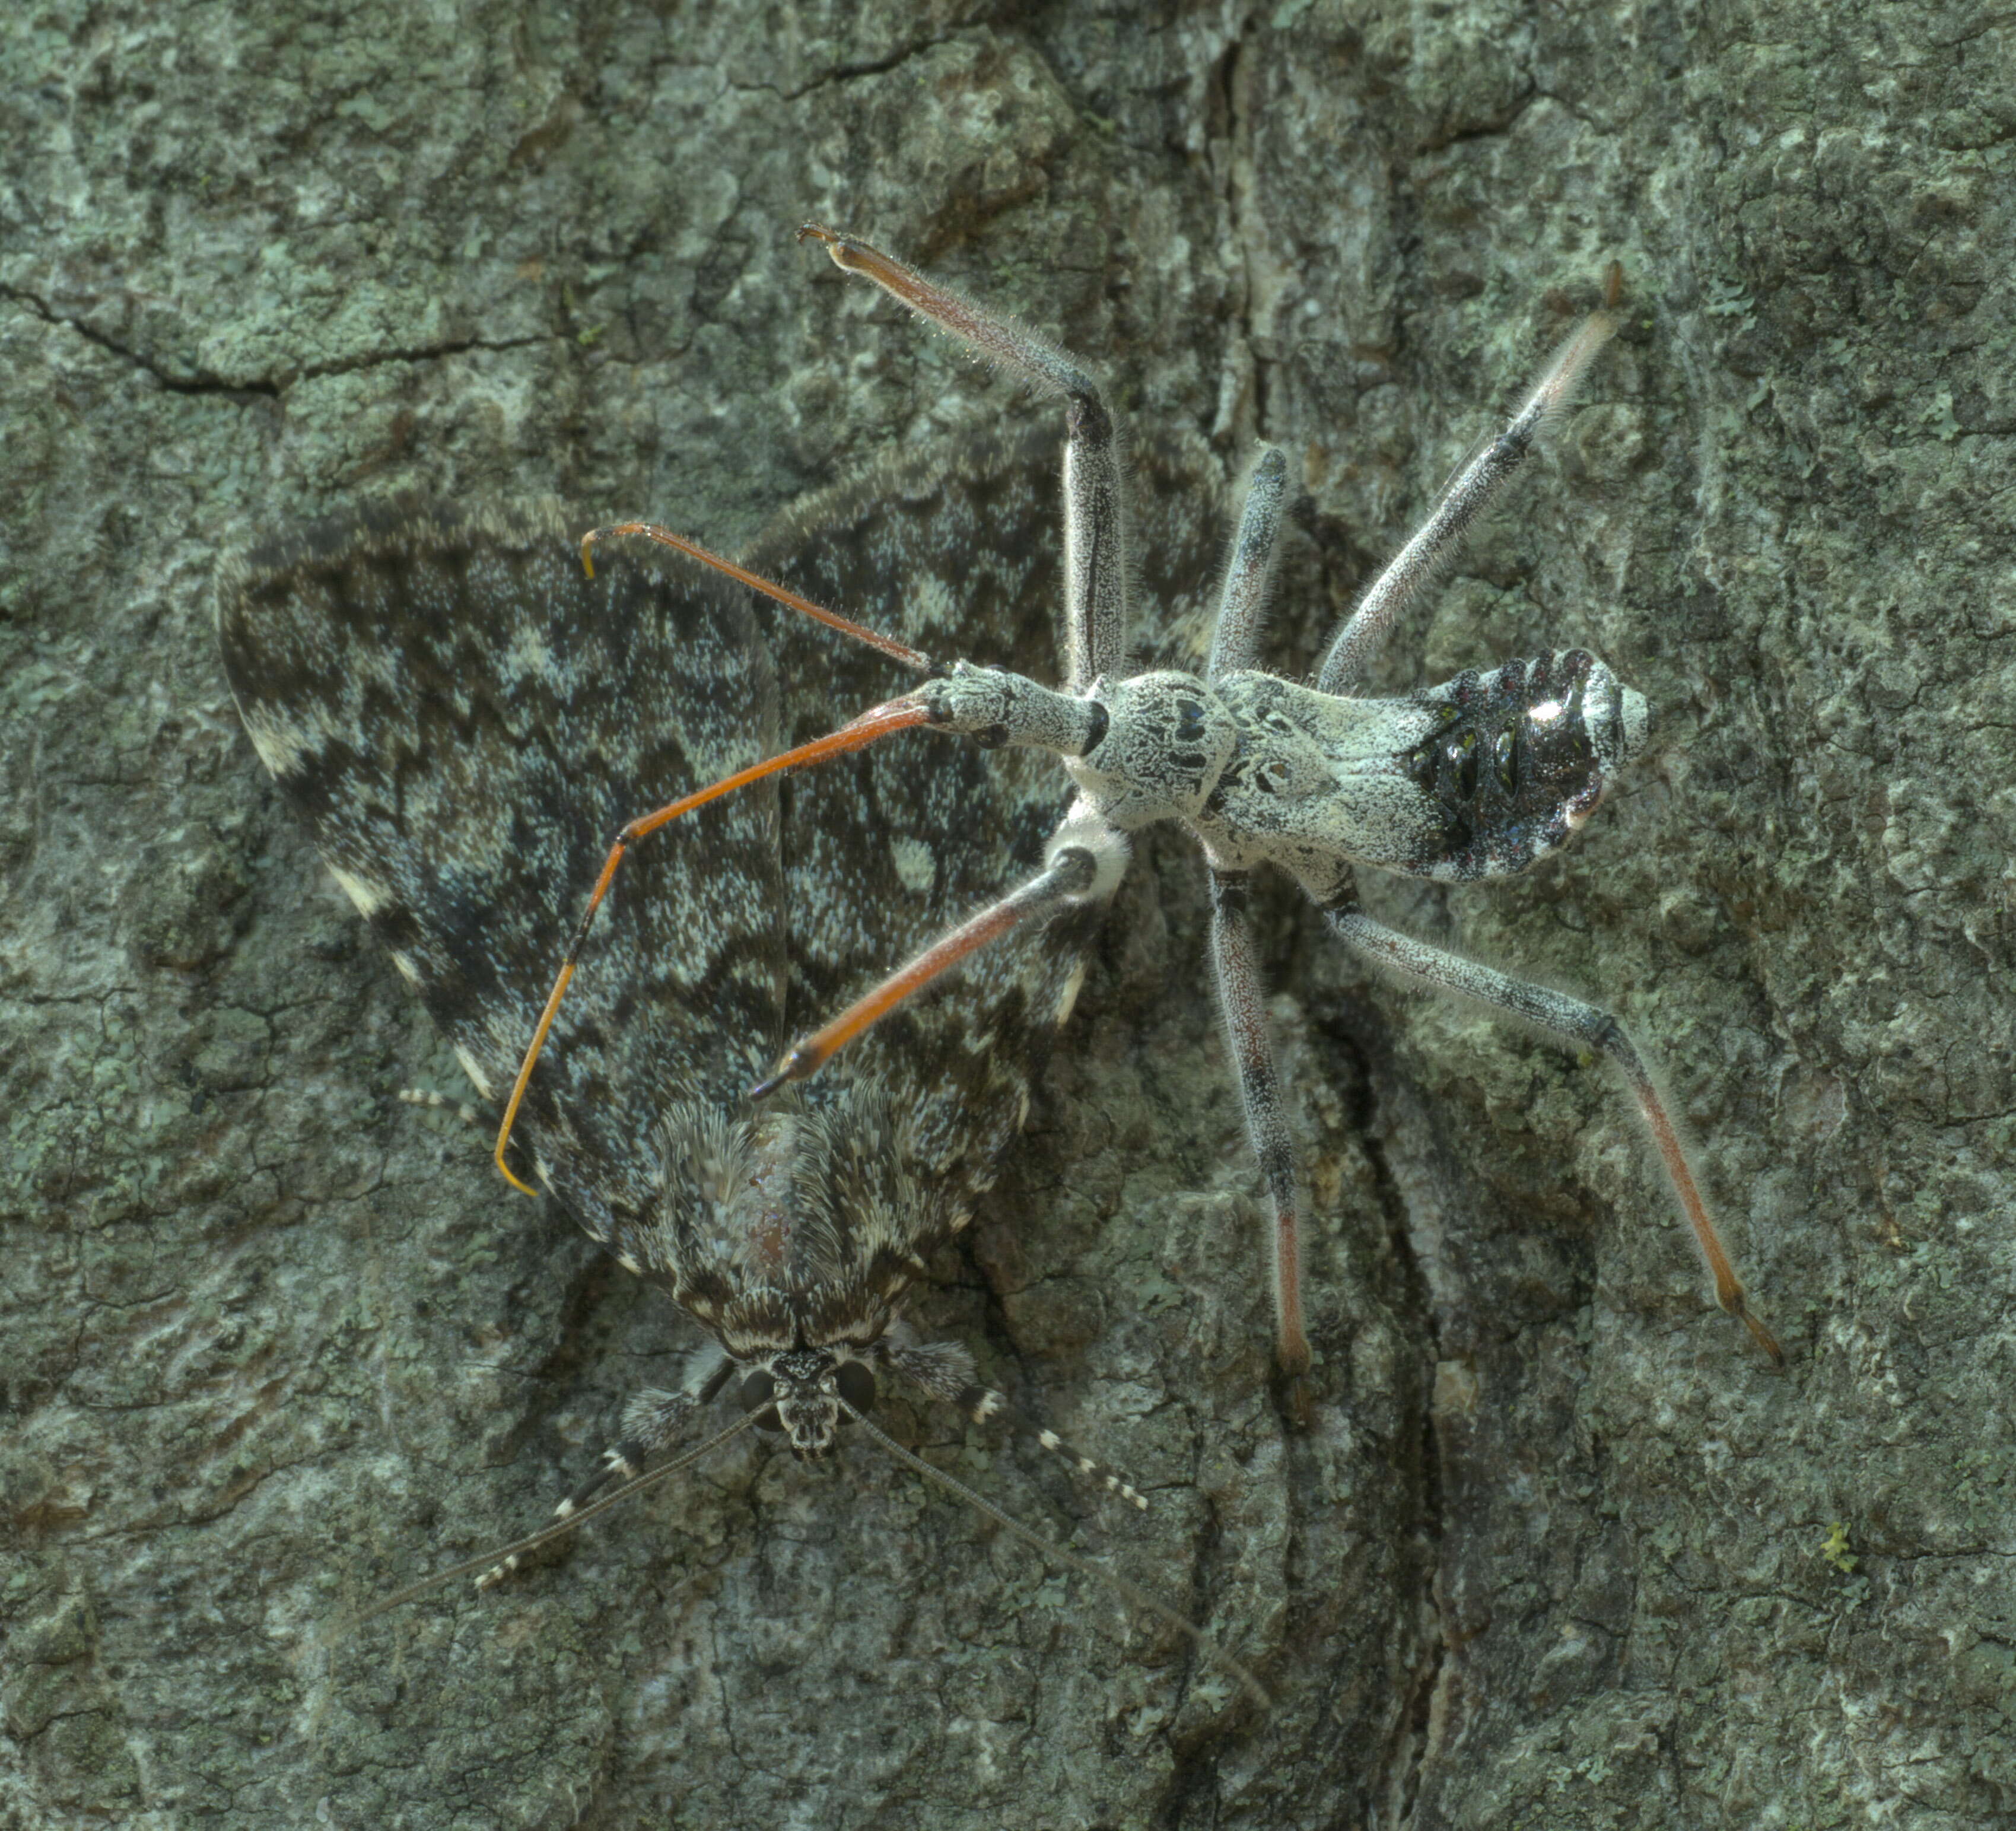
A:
[[1404, 649, 1648, 880]]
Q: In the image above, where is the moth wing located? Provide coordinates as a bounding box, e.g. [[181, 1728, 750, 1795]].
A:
[[216, 499, 788, 1236], [742, 426, 1228, 1223]]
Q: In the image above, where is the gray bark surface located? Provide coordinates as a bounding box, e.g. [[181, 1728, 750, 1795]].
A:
[[3, 2, 2009, 1826]]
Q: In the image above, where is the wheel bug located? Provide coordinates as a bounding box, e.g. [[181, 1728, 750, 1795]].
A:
[[498, 223, 1783, 1404]]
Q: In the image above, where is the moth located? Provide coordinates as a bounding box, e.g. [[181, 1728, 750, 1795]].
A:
[[217, 465, 1263, 1695]]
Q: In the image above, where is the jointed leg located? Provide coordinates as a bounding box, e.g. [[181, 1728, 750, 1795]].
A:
[[1207, 447, 1290, 682], [1323, 904, 1782, 1363], [752, 813, 1128, 1098], [1315, 300, 1620, 694], [799, 224, 1131, 691], [881, 1331, 1147, 1511], [1209, 871, 1313, 1400], [478, 1345, 736, 1588], [492, 698, 934, 1193], [582, 520, 940, 675]]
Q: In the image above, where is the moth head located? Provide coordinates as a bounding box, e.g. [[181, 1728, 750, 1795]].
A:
[[736, 1347, 877, 1457]]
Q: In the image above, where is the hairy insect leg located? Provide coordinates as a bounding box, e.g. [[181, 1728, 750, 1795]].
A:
[[1324, 903, 1783, 1365], [751, 813, 1128, 1098], [1208, 871, 1314, 1416], [478, 1346, 738, 1590], [493, 698, 934, 1193], [882, 1331, 1148, 1511], [797, 222, 1131, 690], [1315, 297, 1621, 695], [1207, 446, 1291, 682], [581, 520, 939, 676]]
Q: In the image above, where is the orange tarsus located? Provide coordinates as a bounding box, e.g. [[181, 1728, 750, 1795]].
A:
[[1636, 1083, 1784, 1367]]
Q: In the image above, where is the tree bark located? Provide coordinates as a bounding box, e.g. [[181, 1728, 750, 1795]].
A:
[[4, 1, 2008, 1825]]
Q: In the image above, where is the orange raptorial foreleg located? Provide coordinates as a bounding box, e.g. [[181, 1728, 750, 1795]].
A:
[[582, 523, 941, 677], [493, 698, 934, 1194], [749, 847, 1099, 1101]]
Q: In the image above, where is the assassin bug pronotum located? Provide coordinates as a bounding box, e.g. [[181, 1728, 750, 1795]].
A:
[[497, 222, 1783, 1403]]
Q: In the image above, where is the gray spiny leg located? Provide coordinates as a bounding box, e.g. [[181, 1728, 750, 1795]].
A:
[[1207, 446, 1290, 681], [1203, 449, 1314, 1397], [478, 1344, 734, 1590], [881, 1331, 1148, 1511], [797, 225, 1131, 691], [1315, 293, 1621, 694], [562, 231, 1780, 1392], [1322, 902, 1781, 1360], [1208, 869, 1311, 1403]]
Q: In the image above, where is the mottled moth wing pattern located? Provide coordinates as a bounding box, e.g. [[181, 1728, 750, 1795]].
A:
[[747, 430, 1225, 1177], [214, 438, 1220, 1521], [217, 499, 794, 1244]]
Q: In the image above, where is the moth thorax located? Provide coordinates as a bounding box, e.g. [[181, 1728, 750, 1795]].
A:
[[706, 1111, 801, 1278]]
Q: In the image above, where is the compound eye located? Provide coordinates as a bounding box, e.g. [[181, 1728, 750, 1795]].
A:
[[834, 1359, 876, 1419], [739, 1370, 784, 1432]]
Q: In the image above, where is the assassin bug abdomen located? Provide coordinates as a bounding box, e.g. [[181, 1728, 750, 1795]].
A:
[[1187, 644, 1648, 886]]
